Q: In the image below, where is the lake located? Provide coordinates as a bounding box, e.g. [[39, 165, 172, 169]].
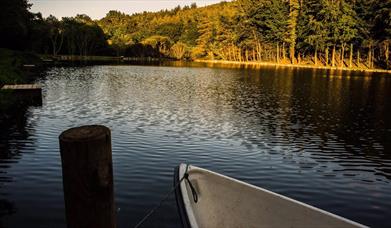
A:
[[0, 62, 390, 227]]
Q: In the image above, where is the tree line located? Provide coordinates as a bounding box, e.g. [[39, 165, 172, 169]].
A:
[[1, 0, 390, 69], [1, 0, 112, 56]]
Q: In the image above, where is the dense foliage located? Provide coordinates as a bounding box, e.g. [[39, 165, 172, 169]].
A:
[[0, 0, 110, 56], [1, 0, 390, 69]]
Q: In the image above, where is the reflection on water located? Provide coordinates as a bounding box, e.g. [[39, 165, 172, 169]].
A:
[[0, 91, 42, 227], [0, 63, 390, 227]]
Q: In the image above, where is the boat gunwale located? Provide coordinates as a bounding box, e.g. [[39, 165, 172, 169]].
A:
[[174, 165, 191, 228], [178, 164, 199, 228], [177, 163, 367, 228]]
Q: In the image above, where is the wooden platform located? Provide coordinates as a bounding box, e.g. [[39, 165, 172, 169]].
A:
[[1, 84, 42, 105], [2, 84, 41, 90]]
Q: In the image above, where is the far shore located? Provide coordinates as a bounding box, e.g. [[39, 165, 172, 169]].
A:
[[194, 59, 391, 74]]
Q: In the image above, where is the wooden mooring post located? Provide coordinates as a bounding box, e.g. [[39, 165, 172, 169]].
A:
[[59, 125, 116, 228]]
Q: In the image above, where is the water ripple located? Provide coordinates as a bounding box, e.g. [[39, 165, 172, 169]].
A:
[[0, 65, 390, 227]]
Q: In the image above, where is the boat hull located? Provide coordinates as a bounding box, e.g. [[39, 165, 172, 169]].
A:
[[174, 164, 366, 228]]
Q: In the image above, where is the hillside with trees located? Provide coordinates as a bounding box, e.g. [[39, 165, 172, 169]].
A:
[[1, 0, 390, 70], [97, 0, 390, 69]]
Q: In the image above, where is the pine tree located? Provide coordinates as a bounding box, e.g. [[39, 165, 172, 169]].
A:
[[288, 0, 299, 63]]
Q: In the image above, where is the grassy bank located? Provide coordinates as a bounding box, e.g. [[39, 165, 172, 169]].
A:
[[195, 59, 391, 74], [0, 48, 43, 86], [0, 48, 44, 113]]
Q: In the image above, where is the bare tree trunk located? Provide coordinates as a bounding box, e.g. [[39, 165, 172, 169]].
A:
[[385, 41, 389, 69], [277, 43, 280, 63], [314, 46, 318, 65], [372, 49, 375, 68], [298, 52, 301, 64], [233, 47, 236, 61], [233, 45, 237, 61], [368, 47, 372, 68], [325, 47, 329, 66], [257, 42, 262, 61], [332, 45, 336, 67], [283, 42, 286, 62], [252, 48, 257, 61], [341, 43, 345, 67], [237, 47, 240, 61], [357, 49, 360, 67], [288, 0, 299, 64], [349, 43, 353, 68], [51, 32, 63, 56], [52, 37, 57, 56]]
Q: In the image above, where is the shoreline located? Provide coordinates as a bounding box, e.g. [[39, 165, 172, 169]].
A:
[[38, 54, 391, 74], [40, 55, 170, 62], [194, 59, 391, 74]]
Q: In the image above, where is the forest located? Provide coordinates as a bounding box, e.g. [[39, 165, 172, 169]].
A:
[[1, 0, 390, 69]]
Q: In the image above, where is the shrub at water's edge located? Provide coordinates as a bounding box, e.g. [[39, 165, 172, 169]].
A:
[[0, 48, 43, 86], [0, 48, 43, 114]]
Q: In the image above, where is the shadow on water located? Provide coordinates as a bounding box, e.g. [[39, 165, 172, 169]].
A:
[[228, 67, 391, 173], [0, 91, 41, 225], [209, 66, 390, 178]]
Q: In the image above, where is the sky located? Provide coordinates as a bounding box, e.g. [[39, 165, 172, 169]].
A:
[[30, 0, 223, 20]]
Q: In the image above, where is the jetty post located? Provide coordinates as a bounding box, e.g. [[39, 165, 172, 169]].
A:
[[59, 125, 116, 228]]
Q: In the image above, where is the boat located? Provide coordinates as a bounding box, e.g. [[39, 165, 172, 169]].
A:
[[174, 164, 366, 228]]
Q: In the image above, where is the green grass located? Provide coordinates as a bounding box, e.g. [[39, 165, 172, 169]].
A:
[[0, 49, 43, 112], [0, 48, 42, 85]]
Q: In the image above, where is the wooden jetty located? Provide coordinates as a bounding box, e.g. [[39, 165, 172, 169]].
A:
[[2, 84, 40, 90], [2, 84, 42, 94], [1, 84, 42, 105]]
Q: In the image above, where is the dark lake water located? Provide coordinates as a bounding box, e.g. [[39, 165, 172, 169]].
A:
[[0, 62, 390, 227]]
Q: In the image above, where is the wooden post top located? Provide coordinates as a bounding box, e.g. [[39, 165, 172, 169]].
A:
[[59, 125, 110, 142]]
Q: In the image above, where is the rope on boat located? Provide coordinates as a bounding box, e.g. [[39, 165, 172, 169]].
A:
[[134, 165, 198, 228], [185, 172, 198, 203]]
